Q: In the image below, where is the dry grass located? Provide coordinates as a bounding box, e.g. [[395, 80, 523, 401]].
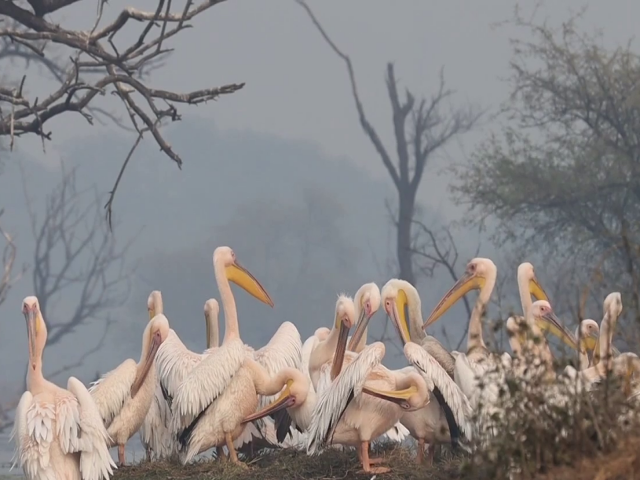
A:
[[112, 444, 465, 480]]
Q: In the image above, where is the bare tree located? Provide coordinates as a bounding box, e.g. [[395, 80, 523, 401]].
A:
[[20, 162, 135, 383], [295, 0, 482, 285], [0, 0, 245, 225]]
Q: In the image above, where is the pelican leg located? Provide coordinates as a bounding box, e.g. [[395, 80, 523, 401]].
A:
[[356, 442, 385, 465], [216, 446, 227, 462], [425, 444, 435, 466], [358, 441, 391, 474], [118, 444, 126, 466], [416, 438, 425, 464], [225, 432, 247, 468]]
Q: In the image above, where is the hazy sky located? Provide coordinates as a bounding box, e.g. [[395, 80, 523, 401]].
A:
[[2, 0, 640, 401], [18, 1, 640, 215]]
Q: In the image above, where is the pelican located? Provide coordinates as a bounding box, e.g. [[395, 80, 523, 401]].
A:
[[346, 282, 410, 443], [515, 263, 578, 368], [576, 319, 599, 370], [579, 293, 624, 384], [12, 296, 115, 480], [89, 314, 170, 466], [139, 291, 176, 461], [145, 295, 221, 460], [170, 246, 301, 465], [381, 279, 472, 464]]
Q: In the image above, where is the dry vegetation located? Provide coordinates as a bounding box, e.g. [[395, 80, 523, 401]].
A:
[[111, 445, 464, 480]]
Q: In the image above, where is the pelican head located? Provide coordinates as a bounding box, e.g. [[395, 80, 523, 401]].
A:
[[147, 290, 162, 320], [423, 257, 497, 329], [381, 279, 417, 346], [348, 282, 381, 351], [529, 300, 578, 350], [213, 246, 274, 307], [593, 292, 623, 364], [330, 295, 356, 379], [604, 292, 623, 319], [22, 296, 44, 370], [242, 368, 310, 424], [517, 262, 549, 302], [576, 319, 599, 352], [131, 314, 170, 398]]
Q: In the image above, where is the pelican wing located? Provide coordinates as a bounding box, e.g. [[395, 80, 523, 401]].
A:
[[155, 330, 208, 407], [306, 342, 385, 455], [89, 358, 138, 428], [88, 358, 137, 428], [172, 337, 246, 425], [253, 322, 302, 390], [65, 377, 117, 480], [405, 342, 472, 438], [11, 391, 56, 480], [140, 383, 174, 459]]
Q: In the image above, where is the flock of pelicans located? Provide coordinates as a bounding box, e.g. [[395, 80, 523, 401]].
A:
[[9, 246, 640, 479]]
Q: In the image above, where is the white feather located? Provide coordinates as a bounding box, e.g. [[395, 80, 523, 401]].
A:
[[404, 342, 473, 438], [306, 342, 385, 455], [171, 337, 246, 429], [12, 378, 116, 480]]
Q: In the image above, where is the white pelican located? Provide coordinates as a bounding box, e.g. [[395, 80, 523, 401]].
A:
[[576, 319, 599, 370], [12, 296, 115, 480], [170, 246, 300, 465], [579, 293, 624, 384], [139, 290, 175, 462], [89, 314, 170, 466], [381, 279, 472, 464], [345, 282, 410, 443], [306, 341, 429, 474]]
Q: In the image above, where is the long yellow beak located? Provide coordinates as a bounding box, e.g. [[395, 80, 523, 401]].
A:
[[580, 331, 599, 352], [131, 331, 162, 398], [537, 311, 578, 351], [389, 290, 411, 345], [23, 307, 38, 367], [362, 385, 417, 410], [242, 381, 295, 424], [226, 261, 274, 307], [423, 273, 484, 329], [529, 277, 549, 302], [148, 308, 155, 321], [347, 308, 368, 351], [330, 319, 350, 380]]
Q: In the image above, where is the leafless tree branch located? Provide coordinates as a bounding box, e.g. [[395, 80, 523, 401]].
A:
[[296, 0, 482, 285], [21, 162, 136, 348], [0, 0, 244, 228]]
